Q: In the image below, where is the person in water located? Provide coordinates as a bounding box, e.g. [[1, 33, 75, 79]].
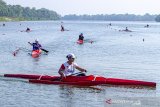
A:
[[26, 27, 31, 32], [143, 38, 145, 42], [125, 27, 129, 31], [78, 33, 84, 41], [123, 27, 132, 32], [58, 53, 87, 79], [145, 24, 149, 28], [61, 25, 64, 31], [28, 39, 42, 52]]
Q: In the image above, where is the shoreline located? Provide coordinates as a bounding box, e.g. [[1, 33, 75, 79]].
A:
[[0, 17, 26, 22], [0, 17, 59, 22], [0, 17, 157, 22]]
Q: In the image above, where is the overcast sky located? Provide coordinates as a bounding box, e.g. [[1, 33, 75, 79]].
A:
[[4, 0, 160, 16]]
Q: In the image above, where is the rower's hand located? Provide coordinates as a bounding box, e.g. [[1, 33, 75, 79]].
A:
[[61, 73, 66, 79], [83, 69, 87, 72], [60, 74, 66, 81]]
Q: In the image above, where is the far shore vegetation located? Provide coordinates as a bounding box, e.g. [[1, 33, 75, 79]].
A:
[[0, 0, 60, 22], [0, 17, 26, 21], [62, 14, 158, 21], [0, 0, 160, 22]]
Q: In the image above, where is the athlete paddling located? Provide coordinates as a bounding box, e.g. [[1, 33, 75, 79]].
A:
[[26, 27, 31, 32], [58, 53, 87, 79], [77, 33, 84, 44], [28, 39, 42, 53], [144, 24, 149, 28], [119, 27, 132, 32], [78, 33, 84, 41], [61, 25, 65, 31]]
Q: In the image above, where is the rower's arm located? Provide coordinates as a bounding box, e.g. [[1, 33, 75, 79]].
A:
[[28, 42, 33, 46], [58, 64, 65, 78], [58, 69, 66, 78], [39, 44, 42, 48], [58, 68, 64, 75], [75, 66, 87, 72]]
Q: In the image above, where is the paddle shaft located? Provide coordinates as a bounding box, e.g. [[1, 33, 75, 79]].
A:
[[69, 71, 86, 76], [41, 48, 49, 53]]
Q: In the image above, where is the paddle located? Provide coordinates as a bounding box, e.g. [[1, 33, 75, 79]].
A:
[[18, 47, 31, 52], [83, 39, 94, 44], [28, 42, 49, 53], [59, 71, 86, 81], [13, 47, 32, 56], [69, 71, 87, 76], [12, 48, 20, 56], [41, 48, 49, 53], [65, 29, 69, 31]]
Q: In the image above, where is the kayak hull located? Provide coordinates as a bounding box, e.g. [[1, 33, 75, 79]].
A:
[[31, 50, 41, 58], [29, 79, 102, 86], [4, 74, 156, 87], [77, 40, 83, 44]]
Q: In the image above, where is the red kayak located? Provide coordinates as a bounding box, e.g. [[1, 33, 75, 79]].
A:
[[29, 79, 102, 86], [77, 40, 83, 44], [31, 50, 42, 58], [4, 74, 156, 87]]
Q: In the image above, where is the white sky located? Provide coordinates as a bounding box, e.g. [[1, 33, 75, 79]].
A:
[[3, 0, 160, 16]]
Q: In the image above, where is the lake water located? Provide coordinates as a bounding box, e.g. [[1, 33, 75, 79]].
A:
[[0, 21, 160, 107]]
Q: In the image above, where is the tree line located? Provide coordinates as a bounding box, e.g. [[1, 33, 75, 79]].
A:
[[0, 0, 60, 20], [62, 14, 160, 22], [0, 0, 160, 22], [155, 15, 160, 22]]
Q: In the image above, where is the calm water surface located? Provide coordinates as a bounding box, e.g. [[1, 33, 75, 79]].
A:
[[0, 21, 160, 107]]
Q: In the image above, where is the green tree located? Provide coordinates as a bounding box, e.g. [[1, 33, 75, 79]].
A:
[[0, 0, 61, 21], [0, 0, 8, 16]]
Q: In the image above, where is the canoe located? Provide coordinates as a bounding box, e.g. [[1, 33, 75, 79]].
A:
[[3, 74, 156, 87], [31, 50, 41, 58], [77, 40, 83, 44]]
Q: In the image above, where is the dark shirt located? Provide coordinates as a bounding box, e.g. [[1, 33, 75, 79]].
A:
[[79, 35, 84, 40], [32, 43, 41, 50], [26, 28, 30, 32]]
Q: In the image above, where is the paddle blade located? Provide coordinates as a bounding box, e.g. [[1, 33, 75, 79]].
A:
[[12, 48, 20, 56]]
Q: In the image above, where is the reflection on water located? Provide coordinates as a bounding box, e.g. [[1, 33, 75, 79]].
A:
[[100, 84, 156, 90], [32, 57, 40, 63], [57, 85, 105, 107]]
